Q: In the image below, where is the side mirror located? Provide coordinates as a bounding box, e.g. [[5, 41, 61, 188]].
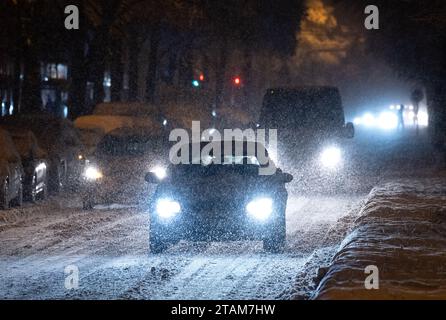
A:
[[343, 122, 355, 139], [145, 172, 161, 184], [281, 172, 294, 183]]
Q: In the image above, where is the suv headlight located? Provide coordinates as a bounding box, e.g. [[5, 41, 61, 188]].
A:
[[319, 146, 342, 169], [246, 197, 273, 221], [84, 166, 103, 180], [156, 199, 181, 219]]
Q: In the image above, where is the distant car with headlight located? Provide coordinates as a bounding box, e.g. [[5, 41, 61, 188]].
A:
[[258, 87, 354, 188], [145, 140, 293, 254], [81, 127, 169, 209]]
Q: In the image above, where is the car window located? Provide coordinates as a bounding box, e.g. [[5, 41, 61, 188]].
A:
[[97, 134, 165, 157]]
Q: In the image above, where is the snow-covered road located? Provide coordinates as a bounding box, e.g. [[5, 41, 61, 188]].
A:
[[0, 128, 436, 300], [0, 193, 363, 300]]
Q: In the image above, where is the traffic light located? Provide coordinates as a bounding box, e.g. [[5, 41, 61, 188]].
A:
[[192, 73, 205, 88], [233, 76, 241, 86]]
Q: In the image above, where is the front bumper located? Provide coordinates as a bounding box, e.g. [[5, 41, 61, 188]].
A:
[[150, 208, 283, 242]]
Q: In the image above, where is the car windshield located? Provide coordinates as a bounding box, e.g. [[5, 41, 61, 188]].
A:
[[169, 141, 269, 176], [97, 134, 165, 157]]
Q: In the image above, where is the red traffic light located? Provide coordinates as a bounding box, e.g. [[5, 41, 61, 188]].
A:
[[199, 74, 205, 81], [233, 77, 241, 86]]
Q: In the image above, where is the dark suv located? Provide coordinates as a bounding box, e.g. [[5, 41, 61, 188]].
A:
[[145, 141, 293, 254]]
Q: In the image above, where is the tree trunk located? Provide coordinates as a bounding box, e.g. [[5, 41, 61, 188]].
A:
[[70, 43, 88, 117], [69, 18, 87, 117], [21, 45, 41, 114], [242, 47, 253, 110], [12, 48, 23, 114], [146, 23, 161, 104], [110, 39, 123, 102], [215, 37, 228, 110], [20, 0, 44, 114], [90, 28, 107, 107], [426, 79, 446, 158], [128, 26, 140, 102]]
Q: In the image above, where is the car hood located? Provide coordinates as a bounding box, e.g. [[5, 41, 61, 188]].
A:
[[153, 172, 281, 207]]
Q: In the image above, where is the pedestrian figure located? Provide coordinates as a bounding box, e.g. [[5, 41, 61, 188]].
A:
[[397, 104, 405, 131], [45, 95, 56, 114], [411, 88, 424, 136], [413, 103, 419, 134]]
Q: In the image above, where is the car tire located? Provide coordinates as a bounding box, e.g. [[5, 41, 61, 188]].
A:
[[0, 180, 9, 210], [263, 216, 286, 253], [82, 199, 94, 210], [39, 177, 48, 201], [29, 174, 37, 202], [12, 182, 23, 207], [263, 232, 285, 253], [56, 165, 65, 193], [50, 164, 65, 194]]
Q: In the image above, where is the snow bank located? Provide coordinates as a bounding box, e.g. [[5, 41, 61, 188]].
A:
[[314, 179, 446, 299]]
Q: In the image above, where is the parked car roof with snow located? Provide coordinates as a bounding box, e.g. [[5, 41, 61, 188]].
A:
[[0, 114, 82, 154], [2, 128, 47, 160], [93, 102, 159, 117], [0, 128, 20, 161]]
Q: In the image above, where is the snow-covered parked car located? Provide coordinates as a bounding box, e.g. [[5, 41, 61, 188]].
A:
[[81, 127, 170, 209], [145, 140, 293, 254], [4, 128, 48, 202], [0, 128, 23, 209], [93, 102, 161, 118], [74, 102, 168, 156], [74, 114, 165, 155], [0, 115, 85, 193]]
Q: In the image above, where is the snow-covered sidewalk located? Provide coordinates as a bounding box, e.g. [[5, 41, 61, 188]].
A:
[[314, 178, 446, 299]]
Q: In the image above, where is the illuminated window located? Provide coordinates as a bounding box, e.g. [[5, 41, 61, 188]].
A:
[[41, 63, 68, 80]]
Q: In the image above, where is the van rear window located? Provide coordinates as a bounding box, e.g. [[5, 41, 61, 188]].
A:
[[260, 89, 345, 130]]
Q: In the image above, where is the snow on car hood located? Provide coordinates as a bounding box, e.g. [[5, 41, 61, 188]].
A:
[[154, 168, 281, 206]]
